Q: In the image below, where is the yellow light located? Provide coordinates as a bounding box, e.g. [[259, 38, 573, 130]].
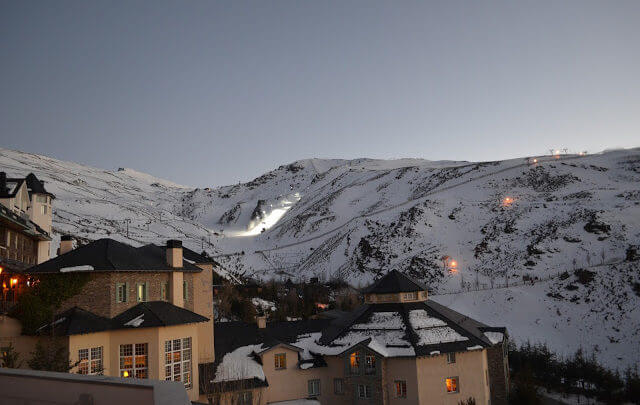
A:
[[10, 278, 18, 287], [533, 158, 538, 163], [0, 266, 3, 274], [123, 371, 129, 378]]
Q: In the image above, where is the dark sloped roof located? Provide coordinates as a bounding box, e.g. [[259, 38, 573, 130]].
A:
[[37, 307, 112, 336], [25, 173, 54, 198], [145, 244, 221, 266], [27, 239, 203, 274], [362, 270, 427, 294], [38, 301, 208, 336], [111, 301, 209, 330]]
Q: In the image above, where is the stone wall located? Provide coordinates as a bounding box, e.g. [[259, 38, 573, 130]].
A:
[[486, 343, 509, 405]]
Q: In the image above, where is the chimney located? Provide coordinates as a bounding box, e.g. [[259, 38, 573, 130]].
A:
[[59, 235, 74, 255], [0, 172, 6, 194], [256, 315, 267, 329], [166, 240, 183, 268]]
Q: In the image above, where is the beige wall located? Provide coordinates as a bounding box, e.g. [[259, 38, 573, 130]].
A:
[[257, 350, 490, 405], [384, 357, 418, 405], [193, 263, 214, 363], [260, 348, 350, 405], [67, 323, 202, 402], [0, 315, 38, 368], [416, 349, 490, 405], [28, 193, 52, 234]]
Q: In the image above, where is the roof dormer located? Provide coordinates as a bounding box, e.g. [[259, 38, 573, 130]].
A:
[[362, 270, 428, 304]]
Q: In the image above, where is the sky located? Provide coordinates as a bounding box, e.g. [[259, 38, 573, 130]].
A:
[[1, 1, 639, 187]]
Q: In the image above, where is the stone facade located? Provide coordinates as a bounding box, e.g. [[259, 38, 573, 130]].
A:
[[486, 341, 509, 405], [58, 271, 179, 318]]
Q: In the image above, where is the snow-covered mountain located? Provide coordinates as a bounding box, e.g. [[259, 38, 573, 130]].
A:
[[1, 147, 639, 369]]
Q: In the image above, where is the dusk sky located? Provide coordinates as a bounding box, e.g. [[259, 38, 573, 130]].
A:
[[1, 1, 639, 187]]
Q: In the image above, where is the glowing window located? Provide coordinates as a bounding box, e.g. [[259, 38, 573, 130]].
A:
[[120, 343, 148, 379], [165, 338, 192, 389], [349, 351, 361, 374], [274, 353, 286, 370], [446, 377, 459, 393]]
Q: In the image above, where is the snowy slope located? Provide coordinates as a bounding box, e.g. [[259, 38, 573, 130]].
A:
[[1, 147, 639, 368]]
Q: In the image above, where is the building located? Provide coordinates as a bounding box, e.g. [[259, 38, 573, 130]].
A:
[[209, 270, 509, 405], [0, 238, 215, 403], [0, 172, 53, 313]]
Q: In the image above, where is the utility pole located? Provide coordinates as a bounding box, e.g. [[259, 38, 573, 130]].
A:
[[125, 219, 131, 238]]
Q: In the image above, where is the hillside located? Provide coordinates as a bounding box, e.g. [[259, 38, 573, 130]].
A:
[[1, 147, 639, 369]]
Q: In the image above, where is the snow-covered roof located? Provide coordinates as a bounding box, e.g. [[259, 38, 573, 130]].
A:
[[213, 344, 265, 383]]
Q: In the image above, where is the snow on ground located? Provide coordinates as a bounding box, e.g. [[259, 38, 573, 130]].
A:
[[251, 297, 276, 312], [2, 146, 639, 369]]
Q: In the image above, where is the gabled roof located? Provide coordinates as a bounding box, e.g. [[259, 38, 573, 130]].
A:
[[362, 270, 427, 294], [37, 301, 209, 336], [24, 173, 54, 198], [27, 239, 203, 274], [111, 301, 209, 330], [0, 172, 53, 199], [36, 307, 111, 335]]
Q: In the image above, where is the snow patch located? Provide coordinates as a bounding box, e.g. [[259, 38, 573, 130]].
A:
[[124, 314, 145, 327], [484, 331, 504, 344], [59, 265, 94, 273]]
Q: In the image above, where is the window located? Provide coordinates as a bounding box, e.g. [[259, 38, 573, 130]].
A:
[[136, 282, 148, 302], [40, 205, 47, 215], [116, 283, 128, 303], [183, 280, 189, 302], [161, 282, 169, 301], [120, 343, 148, 379], [274, 353, 286, 370], [36, 195, 47, 203], [365, 353, 376, 374], [349, 351, 361, 374], [447, 352, 456, 364], [237, 391, 252, 405], [78, 347, 103, 375], [165, 338, 192, 389], [403, 292, 417, 300], [358, 384, 372, 399], [308, 379, 320, 397], [395, 380, 407, 398], [446, 377, 459, 393], [334, 378, 344, 395]]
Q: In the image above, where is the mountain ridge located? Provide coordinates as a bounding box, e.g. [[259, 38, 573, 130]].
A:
[[1, 146, 639, 369]]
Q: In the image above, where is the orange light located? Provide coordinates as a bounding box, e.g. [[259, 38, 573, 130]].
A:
[[450, 260, 457, 268], [532, 158, 538, 163], [0, 266, 3, 274], [2, 283, 6, 289], [10, 278, 18, 287], [502, 197, 514, 207]]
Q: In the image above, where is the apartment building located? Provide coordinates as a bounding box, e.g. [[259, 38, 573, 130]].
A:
[[1, 238, 215, 403], [0, 172, 53, 313], [208, 271, 509, 405]]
